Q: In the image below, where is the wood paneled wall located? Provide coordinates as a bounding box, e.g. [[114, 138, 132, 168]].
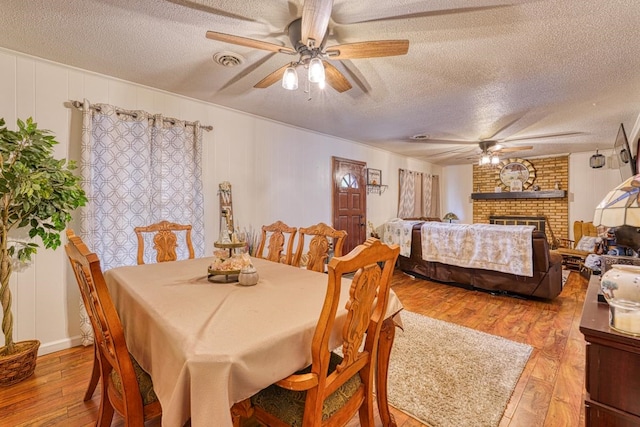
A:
[[0, 46, 438, 355]]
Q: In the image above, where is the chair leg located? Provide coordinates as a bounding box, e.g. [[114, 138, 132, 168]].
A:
[[376, 317, 397, 427], [231, 399, 253, 427], [83, 343, 101, 401], [96, 364, 115, 427]]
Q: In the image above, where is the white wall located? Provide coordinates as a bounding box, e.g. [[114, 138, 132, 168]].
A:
[[441, 164, 474, 223], [568, 151, 623, 238], [0, 47, 439, 355]]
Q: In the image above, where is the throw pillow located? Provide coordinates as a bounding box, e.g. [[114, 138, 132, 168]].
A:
[[576, 236, 598, 252]]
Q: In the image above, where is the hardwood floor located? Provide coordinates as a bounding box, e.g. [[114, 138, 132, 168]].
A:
[[0, 270, 588, 426]]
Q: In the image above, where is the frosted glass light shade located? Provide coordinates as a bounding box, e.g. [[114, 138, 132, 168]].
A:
[[308, 58, 325, 84], [594, 174, 640, 226], [282, 66, 298, 90]]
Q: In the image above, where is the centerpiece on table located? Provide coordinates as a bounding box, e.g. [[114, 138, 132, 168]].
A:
[[208, 251, 257, 284]]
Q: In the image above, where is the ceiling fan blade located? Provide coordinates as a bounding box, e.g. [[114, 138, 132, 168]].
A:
[[254, 63, 291, 89], [502, 131, 586, 142], [332, 5, 509, 25], [206, 31, 296, 54], [495, 146, 534, 154], [429, 146, 476, 158], [169, 1, 256, 22], [323, 61, 352, 93], [410, 138, 477, 145], [325, 40, 409, 59], [301, 0, 333, 47]]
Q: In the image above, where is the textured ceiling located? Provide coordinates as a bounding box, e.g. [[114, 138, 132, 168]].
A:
[[1, 0, 640, 165]]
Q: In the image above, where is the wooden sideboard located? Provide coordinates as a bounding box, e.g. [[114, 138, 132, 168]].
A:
[[580, 275, 640, 426]]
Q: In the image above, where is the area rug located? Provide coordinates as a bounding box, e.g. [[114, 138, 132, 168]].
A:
[[387, 311, 532, 427]]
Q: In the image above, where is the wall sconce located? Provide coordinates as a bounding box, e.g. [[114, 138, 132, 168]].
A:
[[589, 149, 605, 169], [590, 149, 605, 168]]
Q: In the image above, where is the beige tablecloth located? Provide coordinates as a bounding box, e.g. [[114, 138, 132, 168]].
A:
[[104, 257, 403, 427]]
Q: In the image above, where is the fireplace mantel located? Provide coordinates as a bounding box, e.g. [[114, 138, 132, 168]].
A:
[[471, 190, 566, 200]]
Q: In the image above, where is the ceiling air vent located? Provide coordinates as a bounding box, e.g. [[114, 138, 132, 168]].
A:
[[213, 52, 245, 67], [410, 134, 430, 140]]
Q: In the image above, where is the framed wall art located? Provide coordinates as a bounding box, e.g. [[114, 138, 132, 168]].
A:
[[498, 158, 536, 190], [367, 168, 382, 185]]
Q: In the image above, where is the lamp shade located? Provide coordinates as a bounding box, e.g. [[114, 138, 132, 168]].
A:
[[282, 66, 298, 90], [594, 174, 640, 226], [443, 212, 459, 222], [308, 57, 325, 84]]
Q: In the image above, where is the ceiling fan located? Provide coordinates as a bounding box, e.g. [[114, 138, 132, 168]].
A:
[[471, 141, 534, 165], [205, 0, 409, 92], [411, 122, 585, 163]]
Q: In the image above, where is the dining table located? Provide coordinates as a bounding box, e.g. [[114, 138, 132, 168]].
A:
[[104, 256, 404, 427]]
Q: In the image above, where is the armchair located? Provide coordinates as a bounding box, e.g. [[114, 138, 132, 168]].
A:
[[555, 220, 603, 270]]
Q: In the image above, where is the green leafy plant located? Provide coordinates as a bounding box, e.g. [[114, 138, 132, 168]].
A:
[[0, 118, 87, 355]]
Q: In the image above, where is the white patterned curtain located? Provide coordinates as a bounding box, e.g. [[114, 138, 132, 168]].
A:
[[429, 175, 440, 218], [398, 169, 440, 219], [398, 169, 416, 218], [79, 100, 205, 270], [422, 173, 433, 217]]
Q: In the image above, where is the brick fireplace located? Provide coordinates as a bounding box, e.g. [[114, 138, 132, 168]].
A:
[[472, 155, 569, 244]]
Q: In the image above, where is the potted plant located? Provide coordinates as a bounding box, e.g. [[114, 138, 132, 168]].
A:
[[0, 118, 86, 385]]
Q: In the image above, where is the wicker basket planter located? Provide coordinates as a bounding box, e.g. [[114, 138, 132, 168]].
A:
[[0, 340, 40, 386]]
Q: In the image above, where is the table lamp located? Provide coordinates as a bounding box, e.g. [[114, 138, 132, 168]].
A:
[[593, 174, 640, 336], [443, 212, 459, 223]]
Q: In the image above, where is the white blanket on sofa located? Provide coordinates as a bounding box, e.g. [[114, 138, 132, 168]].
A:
[[420, 222, 535, 277], [383, 219, 423, 257]]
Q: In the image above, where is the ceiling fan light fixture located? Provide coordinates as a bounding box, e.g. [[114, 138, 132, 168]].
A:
[[282, 66, 298, 90], [491, 155, 500, 165], [480, 154, 491, 165], [308, 57, 325, 84]]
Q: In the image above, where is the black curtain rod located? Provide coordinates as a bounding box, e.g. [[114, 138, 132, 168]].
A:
[[70, 100, 213, 131]]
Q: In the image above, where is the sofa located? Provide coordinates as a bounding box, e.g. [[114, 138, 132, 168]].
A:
[[397, 222, 564, 299]]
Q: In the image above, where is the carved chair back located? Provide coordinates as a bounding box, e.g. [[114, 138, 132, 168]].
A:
[[255, 220, 297, 265], [134, 220, 195, 265], [249, 238, 400, 426], [293, 222, 347, 272]]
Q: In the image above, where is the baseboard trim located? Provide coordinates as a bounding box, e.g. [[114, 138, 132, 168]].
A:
[[38, 336, 86, 356]]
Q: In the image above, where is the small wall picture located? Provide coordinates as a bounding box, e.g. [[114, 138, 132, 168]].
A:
[[510, 179, 523, 192], [367, 168, 382, 185]]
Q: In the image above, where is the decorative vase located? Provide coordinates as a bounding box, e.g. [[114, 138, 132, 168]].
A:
[[238, 266, 259, 286], [0, 339, 40, 386], [600, 264, 640, 335]]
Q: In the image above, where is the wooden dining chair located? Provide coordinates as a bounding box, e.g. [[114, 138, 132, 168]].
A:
[[293, 222, 347, 272], [242, 238, 400, 427], [65, 229, 162, 426], [255, 220, 298, 265], [134, 220, 195, 265]]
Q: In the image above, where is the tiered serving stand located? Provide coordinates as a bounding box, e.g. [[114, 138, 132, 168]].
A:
[[208, 241, 246, 283]]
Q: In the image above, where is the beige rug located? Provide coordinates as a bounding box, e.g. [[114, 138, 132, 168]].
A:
[[388, 311, 532, 427]]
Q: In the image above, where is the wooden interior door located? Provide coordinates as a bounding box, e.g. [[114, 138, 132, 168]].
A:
[[332, 157, 367, 255]]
